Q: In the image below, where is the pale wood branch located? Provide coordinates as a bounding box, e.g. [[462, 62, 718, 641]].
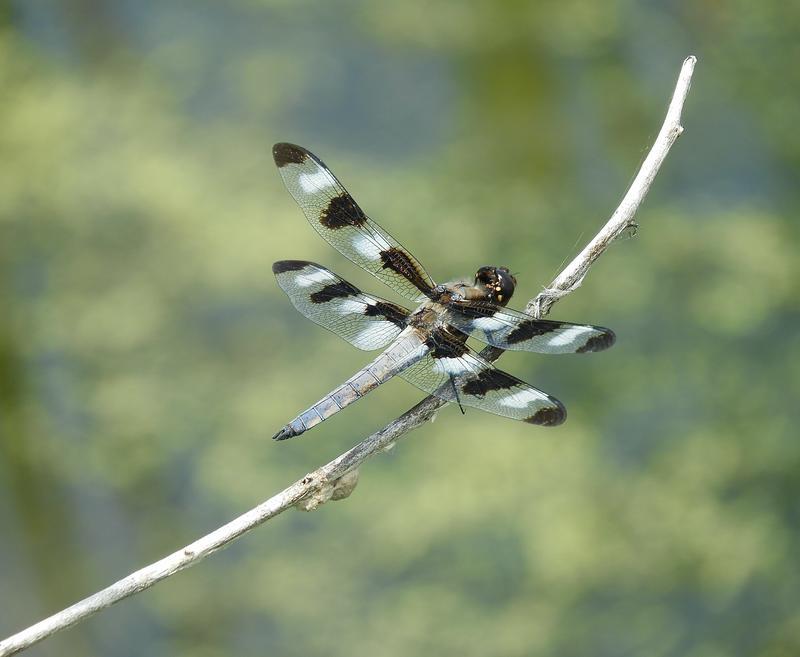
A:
[[0, 55, 697, 657]]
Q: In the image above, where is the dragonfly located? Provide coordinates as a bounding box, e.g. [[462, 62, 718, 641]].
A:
[[271, 143, 615, 440]]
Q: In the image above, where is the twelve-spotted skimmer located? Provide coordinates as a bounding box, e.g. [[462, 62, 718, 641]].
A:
[[271, 143, 615, 440]]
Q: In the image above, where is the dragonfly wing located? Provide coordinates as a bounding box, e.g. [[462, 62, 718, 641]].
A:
[[399, 326, 566, 426], [273, 143, 435, 301], [273, 260, 410, 351], [445, 300, 615, 354]]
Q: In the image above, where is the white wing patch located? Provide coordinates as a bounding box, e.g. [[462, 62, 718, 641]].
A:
[[544, 324, 594, 347], [296, 269, 336, 287], [433, 357, 473, 376], [298, 169, 337, 193], [335, 299, 368, 314], [353, 234, 391, 260], [473, 316, 507, 332], [499, 388, 548, 409]]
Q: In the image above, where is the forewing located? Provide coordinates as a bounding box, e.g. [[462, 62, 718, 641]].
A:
[[399, 327, 566, 426], [273, 143, 435, 302], [445, 300, 615, 354], [273, 260, 410, 351]]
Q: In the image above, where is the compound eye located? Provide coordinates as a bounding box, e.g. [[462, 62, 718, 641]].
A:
[[495, 270, 516, 305]]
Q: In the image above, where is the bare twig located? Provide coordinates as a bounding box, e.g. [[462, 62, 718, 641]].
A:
[[0, 55, 696, 657], [527, 55, 696, 319]]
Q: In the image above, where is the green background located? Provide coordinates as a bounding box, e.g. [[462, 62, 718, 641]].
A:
[[1, 2, 798, 656]]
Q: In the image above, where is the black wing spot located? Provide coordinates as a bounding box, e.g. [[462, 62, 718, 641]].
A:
[[273, 143, 308, 168], [461, 370, 517, 398], [309, 280, 361, 304], [321, 194, 367, 229], [449, 300, 498, 319], [364, 300, 409, 329], [576, 329, 616, 353], [424, 326, 469, 359], [506, 319, 564, 345], [525, 404, 566, 426], [272, 260, 310, 274], [380, 247, 433, 295]]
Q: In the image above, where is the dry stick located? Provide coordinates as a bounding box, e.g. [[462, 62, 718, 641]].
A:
[[0, 55, 697, 657]]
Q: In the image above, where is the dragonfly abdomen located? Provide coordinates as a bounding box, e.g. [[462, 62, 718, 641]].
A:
[[272, 330, 426, 440]]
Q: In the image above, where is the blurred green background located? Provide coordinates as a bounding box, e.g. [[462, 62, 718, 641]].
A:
[[2, 1, 799, 656]]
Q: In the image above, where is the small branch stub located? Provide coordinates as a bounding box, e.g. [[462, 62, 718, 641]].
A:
[[295, 469, 360, 511]]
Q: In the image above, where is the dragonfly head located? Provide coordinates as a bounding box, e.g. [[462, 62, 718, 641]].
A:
[[475, 266, 517, 306]]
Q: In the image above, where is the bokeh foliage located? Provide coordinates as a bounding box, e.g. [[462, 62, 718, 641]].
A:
[[1, 2, 799, 656]]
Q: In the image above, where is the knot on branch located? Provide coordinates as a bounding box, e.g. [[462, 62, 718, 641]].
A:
[[527, 274, 586, 318], [294, 469, 360, 512]]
